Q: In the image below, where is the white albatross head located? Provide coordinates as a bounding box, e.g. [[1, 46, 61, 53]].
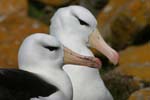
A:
[[50, 5, 119, 65], [18, 33, 101, 72]]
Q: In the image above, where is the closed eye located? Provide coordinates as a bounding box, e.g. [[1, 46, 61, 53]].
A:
[[44, 46, 59, 51], [78, 18, 89, 26], [74, 15, 89, 26]]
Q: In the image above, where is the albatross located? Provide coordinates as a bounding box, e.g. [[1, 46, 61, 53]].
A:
[[0, 33, 101, 100], [50, 6, 119, 100]]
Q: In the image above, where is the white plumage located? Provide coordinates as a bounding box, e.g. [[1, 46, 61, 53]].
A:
[[50, 6, 119, 100]]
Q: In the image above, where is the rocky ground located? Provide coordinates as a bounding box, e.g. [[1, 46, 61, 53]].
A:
[[0, 0, 150, 100]]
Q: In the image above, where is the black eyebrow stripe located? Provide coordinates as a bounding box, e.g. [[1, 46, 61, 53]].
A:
[[44, 46, 59, 51], [74, 15, 90, 26], [78, 18, 90, 26]]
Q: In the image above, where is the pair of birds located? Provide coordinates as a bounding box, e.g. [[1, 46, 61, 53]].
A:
[[0, 6, 119, 100]]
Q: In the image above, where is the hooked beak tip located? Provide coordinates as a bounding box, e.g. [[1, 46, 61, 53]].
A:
[[110, 51, 119, 65], [95, 58, 102, 69], [89, 28, 119, 66]]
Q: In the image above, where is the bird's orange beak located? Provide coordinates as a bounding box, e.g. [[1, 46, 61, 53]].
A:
[[64, 47, 101, 69], [89, 28, 119, 65]]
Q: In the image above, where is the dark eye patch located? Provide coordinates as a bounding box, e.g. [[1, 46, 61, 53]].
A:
[[74, 15, 89, 26], [44, 46, 59, 51], [78, 18, 89, 26]]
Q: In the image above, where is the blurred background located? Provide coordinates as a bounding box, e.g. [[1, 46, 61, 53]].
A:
[[0, 0, 150, 100]]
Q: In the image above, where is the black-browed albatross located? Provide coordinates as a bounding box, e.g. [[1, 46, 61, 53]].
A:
[[50, 6, 119, 100], [0, 33, 101, 100]]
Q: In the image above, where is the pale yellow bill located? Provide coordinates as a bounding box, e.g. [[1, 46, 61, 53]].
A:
[[64, 47, 101, 69], [89, 28, 119, 65]]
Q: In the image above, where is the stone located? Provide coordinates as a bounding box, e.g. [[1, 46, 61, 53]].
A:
[[0, 15, 48, 68], [97, 0, 150, 50], [117, 43, 150, 82], [102, 43, 150, 100], [102, 69, 139, 100], [37, 0, 72, 6], [80, 0, 109, 15], [128, 88, 150, 100], [0, 0, 28, 18]]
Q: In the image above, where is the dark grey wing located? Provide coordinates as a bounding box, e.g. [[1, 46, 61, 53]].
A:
[[0, 68, 58, 100]]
